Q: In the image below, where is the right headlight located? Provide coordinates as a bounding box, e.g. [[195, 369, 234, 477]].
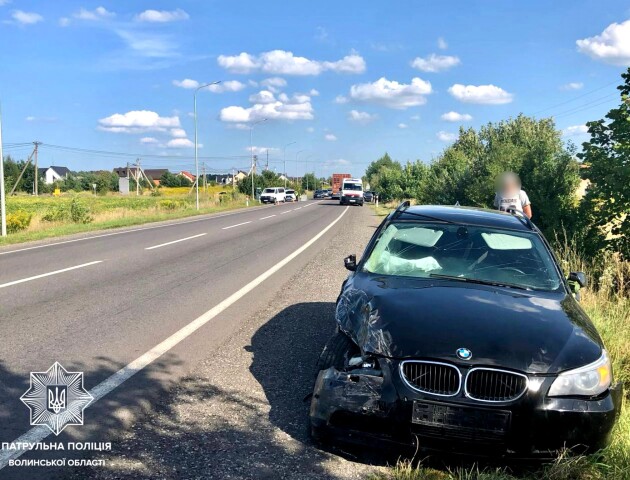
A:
[[548, 350, 612, 397]]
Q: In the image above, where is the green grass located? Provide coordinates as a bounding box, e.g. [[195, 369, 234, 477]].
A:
[[0, 190, 254, 246]]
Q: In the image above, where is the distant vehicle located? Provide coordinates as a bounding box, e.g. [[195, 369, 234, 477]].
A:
[[260, 187, 286, 204], [314, 190, 326, 199], [363, 191, 374, 203], [340, 178, 363, 206], [285, 189, 298, 202], [325, 189, 333, 198], [332, 173, 351, 200]]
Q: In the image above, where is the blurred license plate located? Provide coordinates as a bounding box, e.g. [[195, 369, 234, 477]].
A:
[[412, 401, 510, 433], [349, 199, 356, 202]]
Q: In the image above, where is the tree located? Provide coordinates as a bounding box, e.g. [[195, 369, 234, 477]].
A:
[[578, 68, 630, 258], [160, 171, 181, 188], [301, 172, 317, 191], [365, 152, 401, 181]]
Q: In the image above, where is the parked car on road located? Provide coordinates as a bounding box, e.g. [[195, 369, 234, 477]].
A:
[[314, 190, 326, 199], [363, 191, 374, 203], [310, 203, 622, 457], [325, 189, 333, 199], [260, 187, 286, 204], [285, 189, 298, 202]]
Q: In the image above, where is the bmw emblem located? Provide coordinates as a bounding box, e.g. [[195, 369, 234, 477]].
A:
[[456, 348, 472, 360]]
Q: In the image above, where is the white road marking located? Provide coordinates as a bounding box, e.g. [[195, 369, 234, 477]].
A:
[[259, 215, 276, 220], [294, 207, 302, 211], [144, 233, 207, 250], [0, 205, 275, 257], [280, 210, 291, 215], [222, 221, 252, 230], [0, 206, 349, 469], [0, 261, 103, 290]]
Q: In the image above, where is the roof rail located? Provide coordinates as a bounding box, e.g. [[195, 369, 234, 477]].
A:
[[390, 200, 410, 219]]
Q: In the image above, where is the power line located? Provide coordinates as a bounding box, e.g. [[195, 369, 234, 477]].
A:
[[532, 79, 619, 116]]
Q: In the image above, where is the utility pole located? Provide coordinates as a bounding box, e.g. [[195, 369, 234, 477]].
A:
[[10, 145, 36, 195], [265, 149, 269, 171], [249, 118, 267, 201], [33, 141, 41, 196], [202, 163, 207, 193], [0, 103, 6, 236], [194, 80, 221, 211], [136, 158, 140, 196], [283, 141, 296, 189]]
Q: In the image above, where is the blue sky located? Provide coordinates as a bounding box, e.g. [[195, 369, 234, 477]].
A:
[[1, 0, 629, 178]]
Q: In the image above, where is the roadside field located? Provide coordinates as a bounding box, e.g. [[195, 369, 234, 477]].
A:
[[1, 187, 251, 246]]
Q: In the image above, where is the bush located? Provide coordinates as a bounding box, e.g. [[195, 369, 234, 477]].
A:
[[41, 204, 69, 222], [6, 210, 33, 233], [159, 199, 179, 210], [70, 198, 92, 224]]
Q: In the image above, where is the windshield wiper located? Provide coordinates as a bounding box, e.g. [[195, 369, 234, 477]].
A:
[[428, 273, 532, 291]]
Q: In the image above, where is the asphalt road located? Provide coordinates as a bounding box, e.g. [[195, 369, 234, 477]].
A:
[[0, 200, 382, 479]]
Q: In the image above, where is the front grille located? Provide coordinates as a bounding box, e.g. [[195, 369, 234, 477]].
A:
[[465, 368, 528, 402], [400, 361, 461, 396]]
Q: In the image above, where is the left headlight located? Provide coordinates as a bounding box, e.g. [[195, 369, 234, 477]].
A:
[[548, 350, 612, 397]]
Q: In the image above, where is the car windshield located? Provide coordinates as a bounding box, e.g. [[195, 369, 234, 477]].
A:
[[286, 190, 294, 194], [263, 188, 275, 193], [343, 183, 362, 191], [363, 221, 562, 291]]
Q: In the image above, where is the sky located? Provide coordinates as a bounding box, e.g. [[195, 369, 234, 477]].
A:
[[1, 0, 629, 178]]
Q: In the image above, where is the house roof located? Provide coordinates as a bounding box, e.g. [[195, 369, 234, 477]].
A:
[[39, 166, 71, 176], [178, 171, 195, 181], [144, 169, 169, 180]]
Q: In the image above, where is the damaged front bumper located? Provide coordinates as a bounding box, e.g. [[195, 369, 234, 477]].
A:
[[309, 361, 622, 458]]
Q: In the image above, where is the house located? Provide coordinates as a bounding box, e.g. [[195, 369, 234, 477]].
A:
[[38, 166, 71, 184], [143, 169, 169, 186], [234, 170, 248, 182], [209, 174, 233, 185], [178, 171, 196, 183]]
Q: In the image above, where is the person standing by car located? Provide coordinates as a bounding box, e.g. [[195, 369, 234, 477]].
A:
[[493, 172, 532, 218]]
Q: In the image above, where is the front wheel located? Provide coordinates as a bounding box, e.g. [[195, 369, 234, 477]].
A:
[[315, 331, 358, 372]]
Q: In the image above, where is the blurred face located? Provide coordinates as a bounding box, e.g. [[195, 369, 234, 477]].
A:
[[498, 173, 520, 195]]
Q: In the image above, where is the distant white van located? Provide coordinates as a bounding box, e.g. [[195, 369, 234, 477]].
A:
[[260, 187, 286, 204], [340, 178, 363, 206]]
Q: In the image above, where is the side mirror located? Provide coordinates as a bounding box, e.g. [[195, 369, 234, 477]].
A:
[[344, 254, 357, 271], [568, 271, 587, 288]]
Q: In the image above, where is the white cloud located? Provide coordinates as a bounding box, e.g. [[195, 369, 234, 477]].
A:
[[306, 127, 315, 133], [135, 9, 189, 23], [411, 54, 460, 72], [441, 111, 472, 122], [170, 128, 187, 138], [398, 123, 408, 129], [217, 50, 365, 75], [24, 115, 57, 123], [349, 77, 432, 109], [115, 30, 179, 59], [11, 10, 43, 25], [140, 137, 159, 144], [98, 110, 180, 133], [0, 0, 11, 6], [410, 115, 420, 121], [437, 131, 457, 142], [73, 6, 114, 21], [325, 133, 337, 141], [563, 124, 589, 136], [172, 79, 246, 93], [321, 158, 350, 170], [260, 77, 287, 90], [59, 17, 70, 27], [348, 110, 378, 123], [576, 20, 630, 65], [166, 138, 194, 148], [560, 82, 584, 91], [248, 146, 279, 155], [448, 84, 513, 104], [437, 37, 448, 50], [334, 95, 349, 104], [309, 89, 320, 96], [220, 90, 314, 123], [173, 78, 199, 89]]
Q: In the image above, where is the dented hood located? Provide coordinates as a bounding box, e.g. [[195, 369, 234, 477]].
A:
[[336, 274, 602, 374]]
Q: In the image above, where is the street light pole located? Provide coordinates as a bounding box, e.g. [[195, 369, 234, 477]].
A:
[[249, 118, 267, 201], [194, 80, 221, 210], [283, 141, 296, 189], [295, 149, 305, 188]]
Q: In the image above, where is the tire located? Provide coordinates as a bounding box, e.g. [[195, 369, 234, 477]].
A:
[[315, 331, 358, 372]]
